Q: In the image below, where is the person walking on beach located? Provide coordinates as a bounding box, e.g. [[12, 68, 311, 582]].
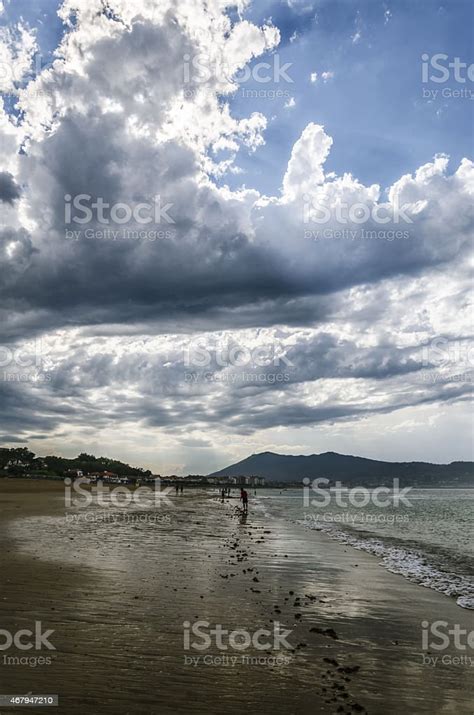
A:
[[240, 487, 248, 513]]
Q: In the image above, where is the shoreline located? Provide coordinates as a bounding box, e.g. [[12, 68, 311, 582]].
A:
[[0, 480, 472, 714], [296, 513, 474, 611]]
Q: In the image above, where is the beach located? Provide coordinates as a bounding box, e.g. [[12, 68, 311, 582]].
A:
[[0, 479, 472, 715]]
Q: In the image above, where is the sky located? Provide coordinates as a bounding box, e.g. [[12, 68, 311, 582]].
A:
[[0, 0, 472, 474]]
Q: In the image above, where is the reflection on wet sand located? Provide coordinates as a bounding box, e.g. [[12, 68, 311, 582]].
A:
[[0, 480, 472, 714]]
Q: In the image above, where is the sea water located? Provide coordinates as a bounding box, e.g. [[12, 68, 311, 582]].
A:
[[253, 488, 474, 609]]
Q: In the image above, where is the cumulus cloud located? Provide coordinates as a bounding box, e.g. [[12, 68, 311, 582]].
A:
[[282, 122, 333, 197], [0, 21, 37, 92], [0, 0, 472, 461]]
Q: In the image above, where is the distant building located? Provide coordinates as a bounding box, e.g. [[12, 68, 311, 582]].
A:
[[221, 475, 266, 486], [101, 470, 118, 479], [86, 470, 119, 483], [65, 469, 84, 478]]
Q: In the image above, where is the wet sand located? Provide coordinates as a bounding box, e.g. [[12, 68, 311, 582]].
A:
[[0, 479, 472, 714]]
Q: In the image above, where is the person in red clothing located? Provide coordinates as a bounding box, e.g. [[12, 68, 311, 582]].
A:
[[240, 487, 248, 513]]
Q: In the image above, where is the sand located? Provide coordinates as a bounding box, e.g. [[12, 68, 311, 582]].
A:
[[0, 479, 472, 714]]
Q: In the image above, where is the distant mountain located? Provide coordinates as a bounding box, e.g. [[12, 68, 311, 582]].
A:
[[209, 451, 473, 486]]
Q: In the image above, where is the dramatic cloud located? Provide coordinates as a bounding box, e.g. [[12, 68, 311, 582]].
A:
[[0, 0, 472, 469]]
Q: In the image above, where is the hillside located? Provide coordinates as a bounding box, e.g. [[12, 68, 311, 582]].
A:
[[0, 447, 151, 479], [209, 451, 473, 486]]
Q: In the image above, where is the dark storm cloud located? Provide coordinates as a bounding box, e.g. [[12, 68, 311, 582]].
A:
[[0, 0, 472, 447], [0, 382, 67, 436], [1, 331, 465, 441], [2, 91, 471, 340], [0, 171, 20, 204]]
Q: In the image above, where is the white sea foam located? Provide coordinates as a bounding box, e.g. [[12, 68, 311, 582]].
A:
[[298, 517, 474, 610]]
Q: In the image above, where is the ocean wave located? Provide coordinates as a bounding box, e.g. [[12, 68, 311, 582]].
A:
[[298, 517, 474, 610]]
